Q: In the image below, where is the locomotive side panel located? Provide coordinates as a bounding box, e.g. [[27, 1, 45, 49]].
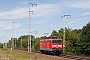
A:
[[40, 40, 45, 53], [45, 39, 51, 50]]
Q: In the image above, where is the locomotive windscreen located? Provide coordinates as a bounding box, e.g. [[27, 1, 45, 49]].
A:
[[52, 40, 61, 44]]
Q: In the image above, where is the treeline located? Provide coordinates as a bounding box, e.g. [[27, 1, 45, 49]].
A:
[[7, 35, 35, 50], [3, 21, 90, 56]]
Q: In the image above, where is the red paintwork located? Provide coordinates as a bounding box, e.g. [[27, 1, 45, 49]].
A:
[[40, 38, 63, 50]]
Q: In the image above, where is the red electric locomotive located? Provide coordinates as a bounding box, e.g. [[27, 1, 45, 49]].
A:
[[40, 36, 63, 55]]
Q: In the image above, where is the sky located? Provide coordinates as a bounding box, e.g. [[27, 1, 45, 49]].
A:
[[0, 0, 90, 43]]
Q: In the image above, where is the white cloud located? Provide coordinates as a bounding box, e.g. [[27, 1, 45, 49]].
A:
[[69, 20, 79, 24], [0, 4, 61, 19], [43, 16, 50, 19], [81, 12, 90, 16], [32, 19, 52, 25], [0, 21, 6, 27], [0, 7, 28, 19], [0, 21, 21, 30], [32, 4, 61, 17], [67, 1, 90, 9], [20, 2, 28, 5]]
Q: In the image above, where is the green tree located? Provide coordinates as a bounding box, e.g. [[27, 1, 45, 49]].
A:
[[51, 28, 64, 39], [51, 30, 58, 36], [78, 22, 90, 55], [0, 43, 3, 48], [65, 31, 79, 54], [7, 40, 12, 48], [34, 38, 40, 50], [58, 28, 64, 39], [17, 35, 35, 49]]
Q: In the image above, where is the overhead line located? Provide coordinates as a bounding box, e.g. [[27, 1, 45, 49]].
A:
[[71, 14, 90, 19], [34, 0, 60, 14], [31, 0, 49, 12]]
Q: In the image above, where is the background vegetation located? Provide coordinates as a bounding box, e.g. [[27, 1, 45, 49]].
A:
[[1, 22, 90, 56]]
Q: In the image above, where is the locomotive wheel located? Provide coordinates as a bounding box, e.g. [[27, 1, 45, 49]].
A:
[[55, 51, 60, 56], [40, 50, 44, 54]]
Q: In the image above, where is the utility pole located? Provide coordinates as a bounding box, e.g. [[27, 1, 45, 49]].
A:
[[6, 30, 8, 48], [32, 30, 38, 50], [11, 22, 16, 50], [28, 3, 37, 53], [3, 34, 6, 48], [61, 15, 71, 53]]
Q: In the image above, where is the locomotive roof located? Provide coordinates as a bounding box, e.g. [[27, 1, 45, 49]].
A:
[[40, 36, 62, 41], [45, 38, 62, 40], [45, 36, 57, 39], [40, 39, 62, 41]]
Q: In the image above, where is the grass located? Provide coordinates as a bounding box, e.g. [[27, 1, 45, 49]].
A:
[[0, 48, 31, 60], [0, 48, 60, 60]]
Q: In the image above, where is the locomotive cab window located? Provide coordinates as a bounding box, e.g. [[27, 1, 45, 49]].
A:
[[52, 40, 61, 44]]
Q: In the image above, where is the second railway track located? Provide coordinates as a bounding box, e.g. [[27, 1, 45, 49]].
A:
[[59, 54, 90, 60]]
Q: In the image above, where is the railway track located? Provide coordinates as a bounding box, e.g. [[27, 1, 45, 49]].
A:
[[59, 54, 90, 60], [32, 50, 90, 60], [14, 48, 90, 60], [31, 50, 90, 60]]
